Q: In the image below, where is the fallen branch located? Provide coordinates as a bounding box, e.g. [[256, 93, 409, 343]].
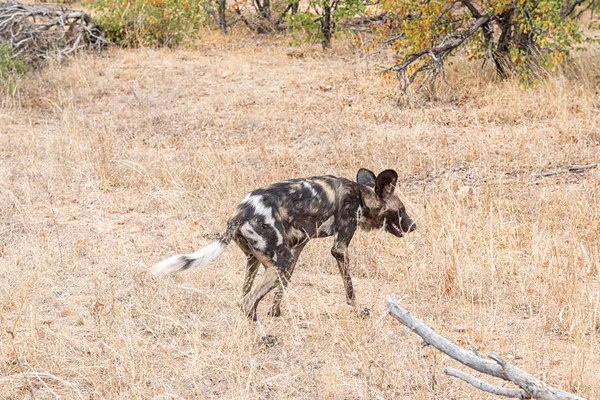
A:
[[540, 163, 598, 177], [444, 367, 529, 399], [0, 1, 105, 64], [387, 296, 586, 399]]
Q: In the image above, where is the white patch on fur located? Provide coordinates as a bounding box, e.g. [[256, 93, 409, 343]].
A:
[[241, 192, 253, 204], [317, 215, 335, 235], [301, 181, 318, 197], [240, 222, 267, 251], [152, 240, 226, 275], [357, 206, 366, 223], [287, 226, 306, 241], [242, 195, 283, 246]]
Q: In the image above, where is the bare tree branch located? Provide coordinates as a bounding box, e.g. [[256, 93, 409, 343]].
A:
[[390, 14, 491, 92], [459, 0, 482, 18], [386, 296, 586, 400], [444, 367, 530, 399], [561, 0, 588, 17]]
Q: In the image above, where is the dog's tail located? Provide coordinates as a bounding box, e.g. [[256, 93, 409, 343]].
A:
[[152, 217, 240, 276]]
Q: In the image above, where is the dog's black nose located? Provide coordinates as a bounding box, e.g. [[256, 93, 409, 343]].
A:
[[402, 220, 416, 233]]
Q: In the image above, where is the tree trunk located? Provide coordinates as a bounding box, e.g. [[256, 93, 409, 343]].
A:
[[320, 2, 332, 48], [217, 0, 227, 32], [260, 0, 271, 20], [493, 7, 514, 78]]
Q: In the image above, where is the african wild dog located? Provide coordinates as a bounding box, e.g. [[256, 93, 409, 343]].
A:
[[152, 168, 416, 344]]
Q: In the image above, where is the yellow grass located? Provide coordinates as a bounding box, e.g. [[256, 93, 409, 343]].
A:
[[1, 33, 599, 398]]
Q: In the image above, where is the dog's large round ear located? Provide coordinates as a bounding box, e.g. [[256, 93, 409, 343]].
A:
[[357, 168, 376, 188], [375, 169, 398, 198]]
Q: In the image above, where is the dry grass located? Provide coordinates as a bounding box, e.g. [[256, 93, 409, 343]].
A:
[[1, 32, 599, 399]]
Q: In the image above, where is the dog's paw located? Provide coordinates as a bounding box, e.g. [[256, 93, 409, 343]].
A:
[[267, 304, 281, 317], [261, 334, 278, 347], [268, 306, 282, 317], [357, 306, 370, 319]]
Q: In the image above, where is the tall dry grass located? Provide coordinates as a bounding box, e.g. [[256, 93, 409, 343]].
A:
[[0, 34, 599, 398]]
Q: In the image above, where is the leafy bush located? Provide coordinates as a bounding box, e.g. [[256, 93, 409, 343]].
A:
[[285, 0, 366, 48], [377, 0, 595, 88], [90, 0, 210, 47], [0, 43, 28, 96]]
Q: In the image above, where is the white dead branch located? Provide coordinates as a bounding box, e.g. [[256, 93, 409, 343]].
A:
[[0, 0, 105, 63], [386, 296, 586, 400]]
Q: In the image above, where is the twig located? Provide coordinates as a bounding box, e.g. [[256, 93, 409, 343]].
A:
[[540, 163, 598, 177], [380, 32, 404, 46], [465, 335, 480, 357]]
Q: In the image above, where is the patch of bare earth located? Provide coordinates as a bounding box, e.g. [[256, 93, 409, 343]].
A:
[[1, 35, 599, 398]]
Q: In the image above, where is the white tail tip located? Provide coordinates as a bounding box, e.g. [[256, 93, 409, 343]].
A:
[[152, 240, 226, 275], [151, 254, 188, 275]]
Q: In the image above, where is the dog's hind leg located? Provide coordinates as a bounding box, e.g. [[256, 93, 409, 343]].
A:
[[240, 248, 262, 299], [268, 243, 306, 317], [241, 245, 294, 320], [242, 264, 284, 346], [235, 237, 264, 317], [242, 265, 282, 320], [241, 248, 294, 346]]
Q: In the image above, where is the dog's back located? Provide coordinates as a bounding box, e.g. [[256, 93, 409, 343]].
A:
[[230, 175, 361, 246]]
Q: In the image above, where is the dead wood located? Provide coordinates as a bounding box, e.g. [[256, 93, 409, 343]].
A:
[[444, 367, 529, 398], [0, 1, 105, 64], [540, 163, 598, 177], [387, 296, 586, 400]]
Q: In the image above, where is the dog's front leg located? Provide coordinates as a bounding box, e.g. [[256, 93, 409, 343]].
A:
[[330, 214, 358, 307], [332, 246, 369, 318], [331, 218, 369, 317], [331, 243, 356, 306]]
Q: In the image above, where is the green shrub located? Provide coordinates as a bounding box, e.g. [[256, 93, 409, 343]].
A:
[[377, 0, 594, 87], [285, 0, 365, 48], [0, 43, 28, 97], [90, 0, 210, 47]]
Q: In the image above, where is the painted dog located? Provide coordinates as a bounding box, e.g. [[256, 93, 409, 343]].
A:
[[153, 168, 416, 344]]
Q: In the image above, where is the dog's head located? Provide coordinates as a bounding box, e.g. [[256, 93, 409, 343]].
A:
[[356, 168, 416, 237]]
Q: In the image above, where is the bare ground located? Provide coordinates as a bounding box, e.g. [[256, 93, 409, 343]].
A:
[[1, 34, 599, 399]]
